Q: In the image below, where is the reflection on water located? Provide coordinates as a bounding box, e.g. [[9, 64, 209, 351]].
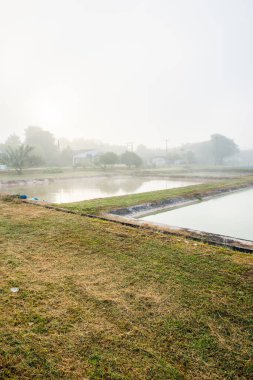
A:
[[0, 176, 198, 203], [141, 188, 253, 241]]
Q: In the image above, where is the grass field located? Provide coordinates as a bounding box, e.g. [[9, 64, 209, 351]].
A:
[[1, 192, 253, 379]]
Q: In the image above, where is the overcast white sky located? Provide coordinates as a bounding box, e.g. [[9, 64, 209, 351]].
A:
[[0, 0, 253, 148]]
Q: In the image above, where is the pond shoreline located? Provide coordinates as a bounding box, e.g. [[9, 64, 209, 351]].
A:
[[0, 172, 235, 186], [0, 174, 130, 186], [24, 178, 253, 252], [100, 212, 253, 253], [109, 182, 253, 217], [0, 176, 203, 204], [102, 184, 253, 253]]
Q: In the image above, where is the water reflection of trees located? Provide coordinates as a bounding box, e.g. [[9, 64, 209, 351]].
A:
[[119, 178, 146, 193], [4, 177, 153, 200], [93, 178, 120, 194], [95, 177, 146, 195]]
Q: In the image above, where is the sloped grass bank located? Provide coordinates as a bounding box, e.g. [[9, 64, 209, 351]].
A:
[[0, 200, 253, 379], [60, 176, 253, 215]]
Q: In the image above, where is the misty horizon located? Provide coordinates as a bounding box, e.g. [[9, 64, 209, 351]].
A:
[[0, 127, 246, 153], [1, 0, 253, 149]]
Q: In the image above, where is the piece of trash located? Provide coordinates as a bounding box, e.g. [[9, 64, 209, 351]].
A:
[[19, 194, 28, 199], [31, 197, 39, 201], [28, 322, 34, 326], [10, 287, 19, 293]]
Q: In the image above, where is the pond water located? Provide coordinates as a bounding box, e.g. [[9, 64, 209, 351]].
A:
[[140, 188, 253, 241], [0, 177, 199, 203]]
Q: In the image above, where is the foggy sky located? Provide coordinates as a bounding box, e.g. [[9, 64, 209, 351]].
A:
[[0, 0, 253, 149]]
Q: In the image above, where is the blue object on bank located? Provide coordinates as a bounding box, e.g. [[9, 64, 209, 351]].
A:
[[19, 194, 28, 199]]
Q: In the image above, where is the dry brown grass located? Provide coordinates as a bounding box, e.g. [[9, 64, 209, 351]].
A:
[[0, 200, 253, 379]]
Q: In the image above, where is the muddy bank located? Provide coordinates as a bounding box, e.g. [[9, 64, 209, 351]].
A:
[[0, 175, 102, 186], [0, 172, 225, 186], [0, 178, 56, 186], [0, 174, 133, 186]]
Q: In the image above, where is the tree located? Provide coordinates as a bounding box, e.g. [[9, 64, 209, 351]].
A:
[[211, 134, 239, 165], [121, 151, 142, 168], [60, 146, 73, 166], [71, 138, 101, 150], [26, 154, 44, 167], [167, 151, 181, 164], [185, 150, 196, 164], [99, 152, 119, 168], [2, 145, 34, 174], [25, 126, 58, 165], [5, 134, 21, 148], [136, 144, 149, 158]]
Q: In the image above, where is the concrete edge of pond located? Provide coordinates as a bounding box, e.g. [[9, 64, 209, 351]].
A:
[[108, 184, 253, 218], [99, 212, 253, 254], [102, 184, 253, 253]]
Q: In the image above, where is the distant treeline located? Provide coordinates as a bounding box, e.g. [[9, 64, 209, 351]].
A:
[[1, 126, 251, 172]]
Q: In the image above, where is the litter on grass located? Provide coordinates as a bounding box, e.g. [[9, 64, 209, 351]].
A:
[[10, 287, 19, 293]]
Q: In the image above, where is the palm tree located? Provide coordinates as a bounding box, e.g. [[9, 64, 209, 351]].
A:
[[2, 145, 34, 174]]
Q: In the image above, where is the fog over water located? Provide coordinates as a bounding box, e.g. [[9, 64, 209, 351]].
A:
[[0, 177, 199, 203], [1, 0, 253, 148]]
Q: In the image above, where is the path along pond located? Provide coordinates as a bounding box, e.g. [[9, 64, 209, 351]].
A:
[[139, 187, 253, 241], [0, 177, 200, 203]]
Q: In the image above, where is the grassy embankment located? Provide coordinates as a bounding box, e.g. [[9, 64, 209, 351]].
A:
[[1, 177, 253, 379], [59, 176, 253, 215]]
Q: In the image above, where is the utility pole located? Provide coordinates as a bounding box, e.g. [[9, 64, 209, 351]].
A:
[[164, 139, 169, 154], [125, 142, 134, 152]]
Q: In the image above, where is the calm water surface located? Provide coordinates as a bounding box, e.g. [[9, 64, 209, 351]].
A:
[[0, 177, 199, 203], [141, 188, 253, 241]]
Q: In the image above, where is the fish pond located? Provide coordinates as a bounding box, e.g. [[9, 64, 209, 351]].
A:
[[0, 177, 199, 203], [140, 187, 253, 241]]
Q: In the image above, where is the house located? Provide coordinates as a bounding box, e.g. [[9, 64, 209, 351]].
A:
[[0, 150, 7, 170], [150, 156, 169, 168], [72, 149, 101, 167]]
